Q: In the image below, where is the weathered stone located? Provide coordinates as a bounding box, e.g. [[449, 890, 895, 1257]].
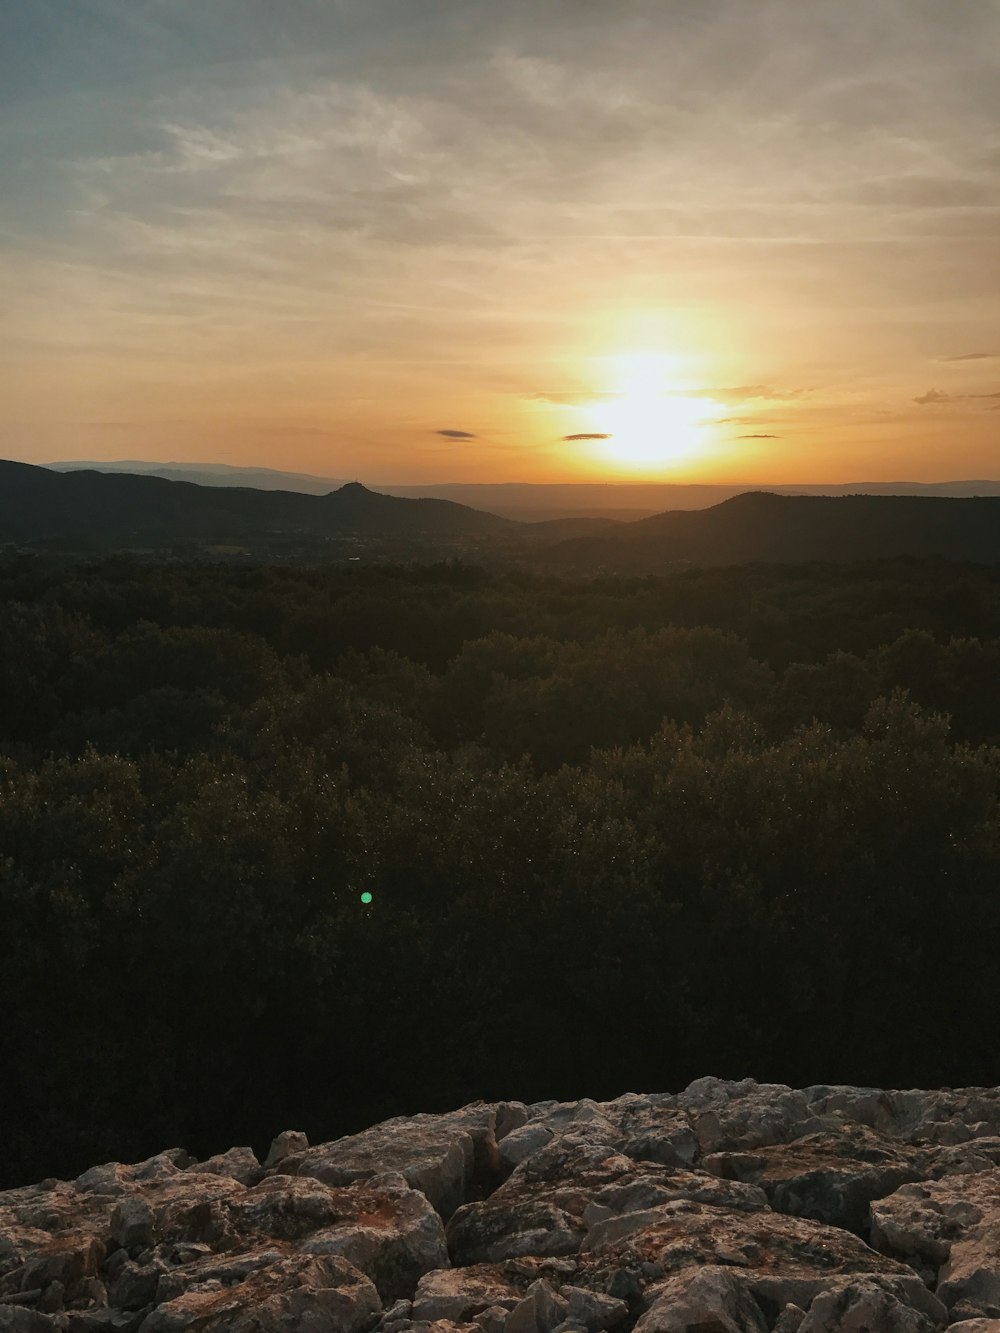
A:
[[137, 1252, 379, 1333], [295, 1179, 449, 1302], [36, 1283, 63, 1314], [108, 1262, 161, 1311], [503, 1280, 566, 1333], [17, 1084, 1000, 1333], [112, 1200, 155, 1253], [0, 1310, 62, 1333], [411, 1269, 520, 1324], [587, 1198, 926, 1316], [472, 1306, 510, 1333], [186, 1151, 261, 1189], [873, 1169, 1000, 1314], [297, 1105, 506, 1218], [498, 1131, 554, 1177], [66, 1311, 148, 1333], [701, 1124, 930, 1235], [262, 1135, 309, 1173], [560, 1286, 626, 1331], [448, 1137, 766, 1266], [22, 1238, 105, 1296], [796, 1276, 942, 1331], [772, 1306, 806, 1333], [634, 1266, 768, 1333]]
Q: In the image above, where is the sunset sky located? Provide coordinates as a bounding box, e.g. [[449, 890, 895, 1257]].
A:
[[2, 0, 999, 484]]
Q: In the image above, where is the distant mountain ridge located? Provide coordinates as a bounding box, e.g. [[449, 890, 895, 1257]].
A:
[[6, 461, 1000, 565], [542, 490, 1000, 571], [0, 460, 514, 545], [45, 460, 1000, 521]]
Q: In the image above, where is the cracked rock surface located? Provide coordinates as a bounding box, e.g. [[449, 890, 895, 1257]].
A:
[[6, 1082, 1000, 1332]]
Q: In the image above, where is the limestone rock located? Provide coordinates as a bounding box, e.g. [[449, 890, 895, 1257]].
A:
[[262, 1135, 308, 1173], [701, 1123, 930, 1235], [589, 1199, 925, 1315], [136, 1251, 379, 1333], [796, 1276, 943, 1331], [296, 1104, 508, 1218], [293, 1178, 450, 1301], [111, 1199, 155, 1253], [411, 1269, 521, 1324], [16, 1082, 1000, 1333], [503, 1280, 566, 1333], [185, 1151, 262, 1189], [634, 1266, 768, 1333], [560, 1286, 627, 1330], [448, 1136, 766, 1266]]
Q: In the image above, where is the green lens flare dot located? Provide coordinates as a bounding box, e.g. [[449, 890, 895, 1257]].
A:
[[360, 891, 373, 904]]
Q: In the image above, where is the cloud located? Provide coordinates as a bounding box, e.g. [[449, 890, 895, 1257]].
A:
[[940, 352, 997, 362], [967, 391, 1000, 400], [564, 432, 611, 440], [739, 433, 781, 438], [436, 429, 477, 439], [914, 388, 951, 404], [687, 384, 801, 402], [851, 175, 996, 209]]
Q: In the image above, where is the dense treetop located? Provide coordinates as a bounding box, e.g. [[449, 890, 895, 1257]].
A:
[[1, 554, 998, 1188]]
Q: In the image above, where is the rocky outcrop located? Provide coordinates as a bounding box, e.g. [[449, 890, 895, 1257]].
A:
[[7, 1082, 1000, 1333]]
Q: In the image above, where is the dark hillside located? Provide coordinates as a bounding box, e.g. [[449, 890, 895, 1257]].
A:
[[0, 460, 514, 546], [543, 492, 1000, 571]]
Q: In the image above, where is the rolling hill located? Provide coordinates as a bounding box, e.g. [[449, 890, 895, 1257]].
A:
[[6, 463, 1000, 566], [46, 460, 1000, 521], [0, 460, 515, 547], [542, 491, 1000, 570]]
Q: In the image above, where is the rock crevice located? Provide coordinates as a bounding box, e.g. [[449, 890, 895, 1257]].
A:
[[5, 1082, 1000, 1333]]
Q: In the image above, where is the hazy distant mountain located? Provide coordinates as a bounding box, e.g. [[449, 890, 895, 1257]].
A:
[[543, 491, 1000, 571], [46, 460, 350, 495], [0, 461, 514, 546], [46, 461, 1000, 521], [11, 464, 1000, 567]]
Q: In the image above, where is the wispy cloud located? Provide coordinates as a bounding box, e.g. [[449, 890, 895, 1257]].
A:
[[5, 0, 1000, 478], [914, 387, 1000, 406], [564, 433, 611, 440]]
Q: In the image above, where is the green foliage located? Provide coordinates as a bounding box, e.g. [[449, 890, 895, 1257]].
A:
[[0, 554, 999, 1186]]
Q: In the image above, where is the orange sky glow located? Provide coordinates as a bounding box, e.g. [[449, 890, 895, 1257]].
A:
[[2, 1, 999, 485]]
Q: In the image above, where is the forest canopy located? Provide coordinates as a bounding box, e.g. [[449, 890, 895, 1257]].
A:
[[1, 553, 998, 1188]]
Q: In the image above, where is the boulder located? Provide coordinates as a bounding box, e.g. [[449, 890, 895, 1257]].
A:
[[262, 1135, 308, 1173], [136, 1251, 379, 1333], [796, 1276, 943, 1331], [185, 1152, 262, 1189], [589, 1199, 928, 1318], [448, 1136, 766, 1266], [701, 1124, 930, 1235], [503, 1280, 566, 1333], [411, 1269, 521, 1324], [296, 1105, 511, 1218], [873, 1170, 1000, 1313], [633, 1266, 768, 1333], [299, 1184, 449, 1302]]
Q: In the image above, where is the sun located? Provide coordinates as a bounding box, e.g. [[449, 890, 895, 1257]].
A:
[[583, 352, 718, 471]]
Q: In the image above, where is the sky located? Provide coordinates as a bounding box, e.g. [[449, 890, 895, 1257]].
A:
[[2, 0, 999, 484]]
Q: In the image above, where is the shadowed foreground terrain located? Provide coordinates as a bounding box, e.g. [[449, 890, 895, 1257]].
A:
[[1, 556, 999, 1196], [6, 1080, 1000, 1332]]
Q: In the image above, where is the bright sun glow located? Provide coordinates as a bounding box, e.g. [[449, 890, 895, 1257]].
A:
[[584, 352, 719, 471]]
